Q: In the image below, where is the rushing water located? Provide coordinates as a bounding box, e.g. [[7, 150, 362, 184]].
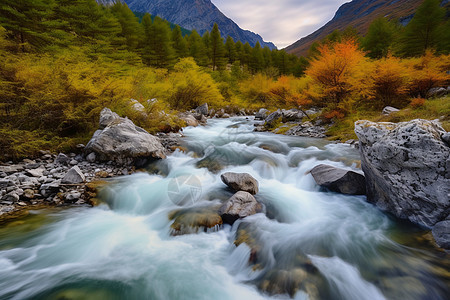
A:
[[0, 117, 449, 300]]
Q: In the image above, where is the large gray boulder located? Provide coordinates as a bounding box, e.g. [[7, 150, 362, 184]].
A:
[[310, 164, 366, 195], [265, 110, 282, 127], [355, 119, 449, 228], [281, 109, 304, 122], [85, 108, 165, 166], [221, 172, 259, 195], [219, 191, 262, 224]]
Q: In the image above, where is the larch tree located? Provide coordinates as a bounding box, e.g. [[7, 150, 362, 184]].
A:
[[171, 25, 188, 59], [209, 23, 226, 70], [363, 17, 397, 59]]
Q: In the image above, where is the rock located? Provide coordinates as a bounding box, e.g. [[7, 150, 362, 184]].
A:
[[382, 106, 400, 115], [442, 132, 450, 146], [265, 110, 282, 127], [222, 113, 230, 118], [26, 167, 46, 178], [61, 166, 85, 184], [69, 159, 78, 165], [179, 113, 199, 127], [2, 192, 19, 202], [85, 108, 166, 166], [23, 189, 35, 199], [65, 191, 81, 202], [129, 99, 146, 113], [39, 180, 61, 197], [0, 165, 24, 174], [281, 109, 304, 122], [195, 103, 208, 116], [221, 172, 259, 195], [285, 123, 327, 138], [55, 153, 70, 165], [432, 220, 450, 250], [169, 206, 223, 235], [428, 87, 447, 98], [255, 108, 269, 120], [0, 179, 14, 189], [86, 152, 96, 163], [310, 164, 366, 195], [355, 119, 449, 227], [99, 107, 120, 129], [219, 191, 262, 224]]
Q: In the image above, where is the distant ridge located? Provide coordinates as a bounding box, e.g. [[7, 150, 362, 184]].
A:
[[285, 0, 431, 56], [97, 0, 276, 49]]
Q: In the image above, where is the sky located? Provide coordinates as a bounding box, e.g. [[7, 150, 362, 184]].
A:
[[211, 0, 350, 49]]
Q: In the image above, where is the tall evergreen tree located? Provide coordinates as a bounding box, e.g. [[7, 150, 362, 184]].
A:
[[225, 36, 237, 64], [202, 31, 211, 62], [250, 41, 264, 73], [188, 29, 208, 66], [171, 25, 188, 59], [210, 23, 226, 70], [110, 2, 141, 51], [142, 16, 175, 68], [362, 17, 396, 59], [399, 0, 445, 56], [0, 0, 58, 50]]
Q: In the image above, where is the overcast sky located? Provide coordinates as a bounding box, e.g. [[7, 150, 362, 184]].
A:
[[211, 0, 349, 49]]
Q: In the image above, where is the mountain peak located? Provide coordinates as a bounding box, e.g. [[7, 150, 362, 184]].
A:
[[110, 0, 276, 49]]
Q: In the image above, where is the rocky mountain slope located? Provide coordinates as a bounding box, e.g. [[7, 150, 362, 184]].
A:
[[285, 0, 426, 57], [98, 0, 276, 49]]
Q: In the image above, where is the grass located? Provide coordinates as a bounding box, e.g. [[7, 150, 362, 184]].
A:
[[326, 96, 450, 141]]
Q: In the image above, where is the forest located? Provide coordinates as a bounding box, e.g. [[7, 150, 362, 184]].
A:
[[0, 0, 449, 160]]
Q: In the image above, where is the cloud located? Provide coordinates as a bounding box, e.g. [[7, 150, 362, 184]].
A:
[[211, 0, 349, 48]]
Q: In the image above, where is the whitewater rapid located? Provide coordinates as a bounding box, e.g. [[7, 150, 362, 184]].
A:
[[0, 117, 448, 300]]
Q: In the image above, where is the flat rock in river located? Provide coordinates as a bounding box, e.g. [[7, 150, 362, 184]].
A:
[[221, 172, 259, 194], [310, 164, 366, 195], [219, 191, 262, 224]]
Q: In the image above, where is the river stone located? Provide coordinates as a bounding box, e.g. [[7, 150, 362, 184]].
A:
[[99, 107, 120, 130], [86, 152, 96, 163], [221, 172, 259, 195], [65, 190, 81, 202], [355, 119, 450, 228], [85, 108, 166, 166], [55, 153, 70, 165], [431, 220, 450, 250], [219, 191, 262, 224], [195, 103, 208, 116], [26, 167, 46, 178], [265, 110, 282, 127], [282, 109, 304, 122], [310, 164, 366, 195], [255, 108, 269, 120], [61, 166, 85, 184], [2, 192, 19, 202], [382, 106, 400, 115]]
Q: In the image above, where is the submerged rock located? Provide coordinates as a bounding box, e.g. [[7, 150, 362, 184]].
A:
[[169, 206, 222, 235], [355, 119, 449, 228], [221, 172, 259, 195], [219, 191, 262, 224], [310, 164, 366, 195], [85, 108, 166, 166]]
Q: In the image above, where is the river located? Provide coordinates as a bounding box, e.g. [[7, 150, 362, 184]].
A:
[[0, 117, 448, 300]]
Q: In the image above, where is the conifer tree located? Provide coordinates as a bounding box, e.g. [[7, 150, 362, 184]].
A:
[[362, 17, 396, 59], [0, 0, 57, 50], [399, 0, 445, 56], [188, 29, 208, 66], [225, 36, 237, 64], [143, 16, 175, 68], [250, 41, 264, 73], [110, 2, 141, 51], [202, 31, 211, 61], [171, 25, 188, 59], [210, 23, 226, 70]]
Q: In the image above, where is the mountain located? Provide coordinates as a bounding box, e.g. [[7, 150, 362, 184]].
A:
[[285, 0, 428, 57], [98, 0, 276, 49]]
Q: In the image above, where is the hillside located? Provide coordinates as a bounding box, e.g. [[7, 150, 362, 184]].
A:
[[285, 0, 426, 56], [98, 0, 276, 49]]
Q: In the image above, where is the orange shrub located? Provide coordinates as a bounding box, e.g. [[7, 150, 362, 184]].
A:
[[409, 97, 426, 108]]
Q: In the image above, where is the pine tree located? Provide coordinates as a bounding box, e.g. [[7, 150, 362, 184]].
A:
[[225, 36, 237, 64], [399, 0, 445, 56], [140, 13, 153, 65], [142, 16, 175, 68], [362, 17, 396, 59], [202, 31, 211, 61], [171, 25, 188, 59], [188, 29, 208, 66], [0, 0, 57, 50], [210, 23, 226, 70], [250, 41, 264, 73], [110, 2, 141, 51]]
